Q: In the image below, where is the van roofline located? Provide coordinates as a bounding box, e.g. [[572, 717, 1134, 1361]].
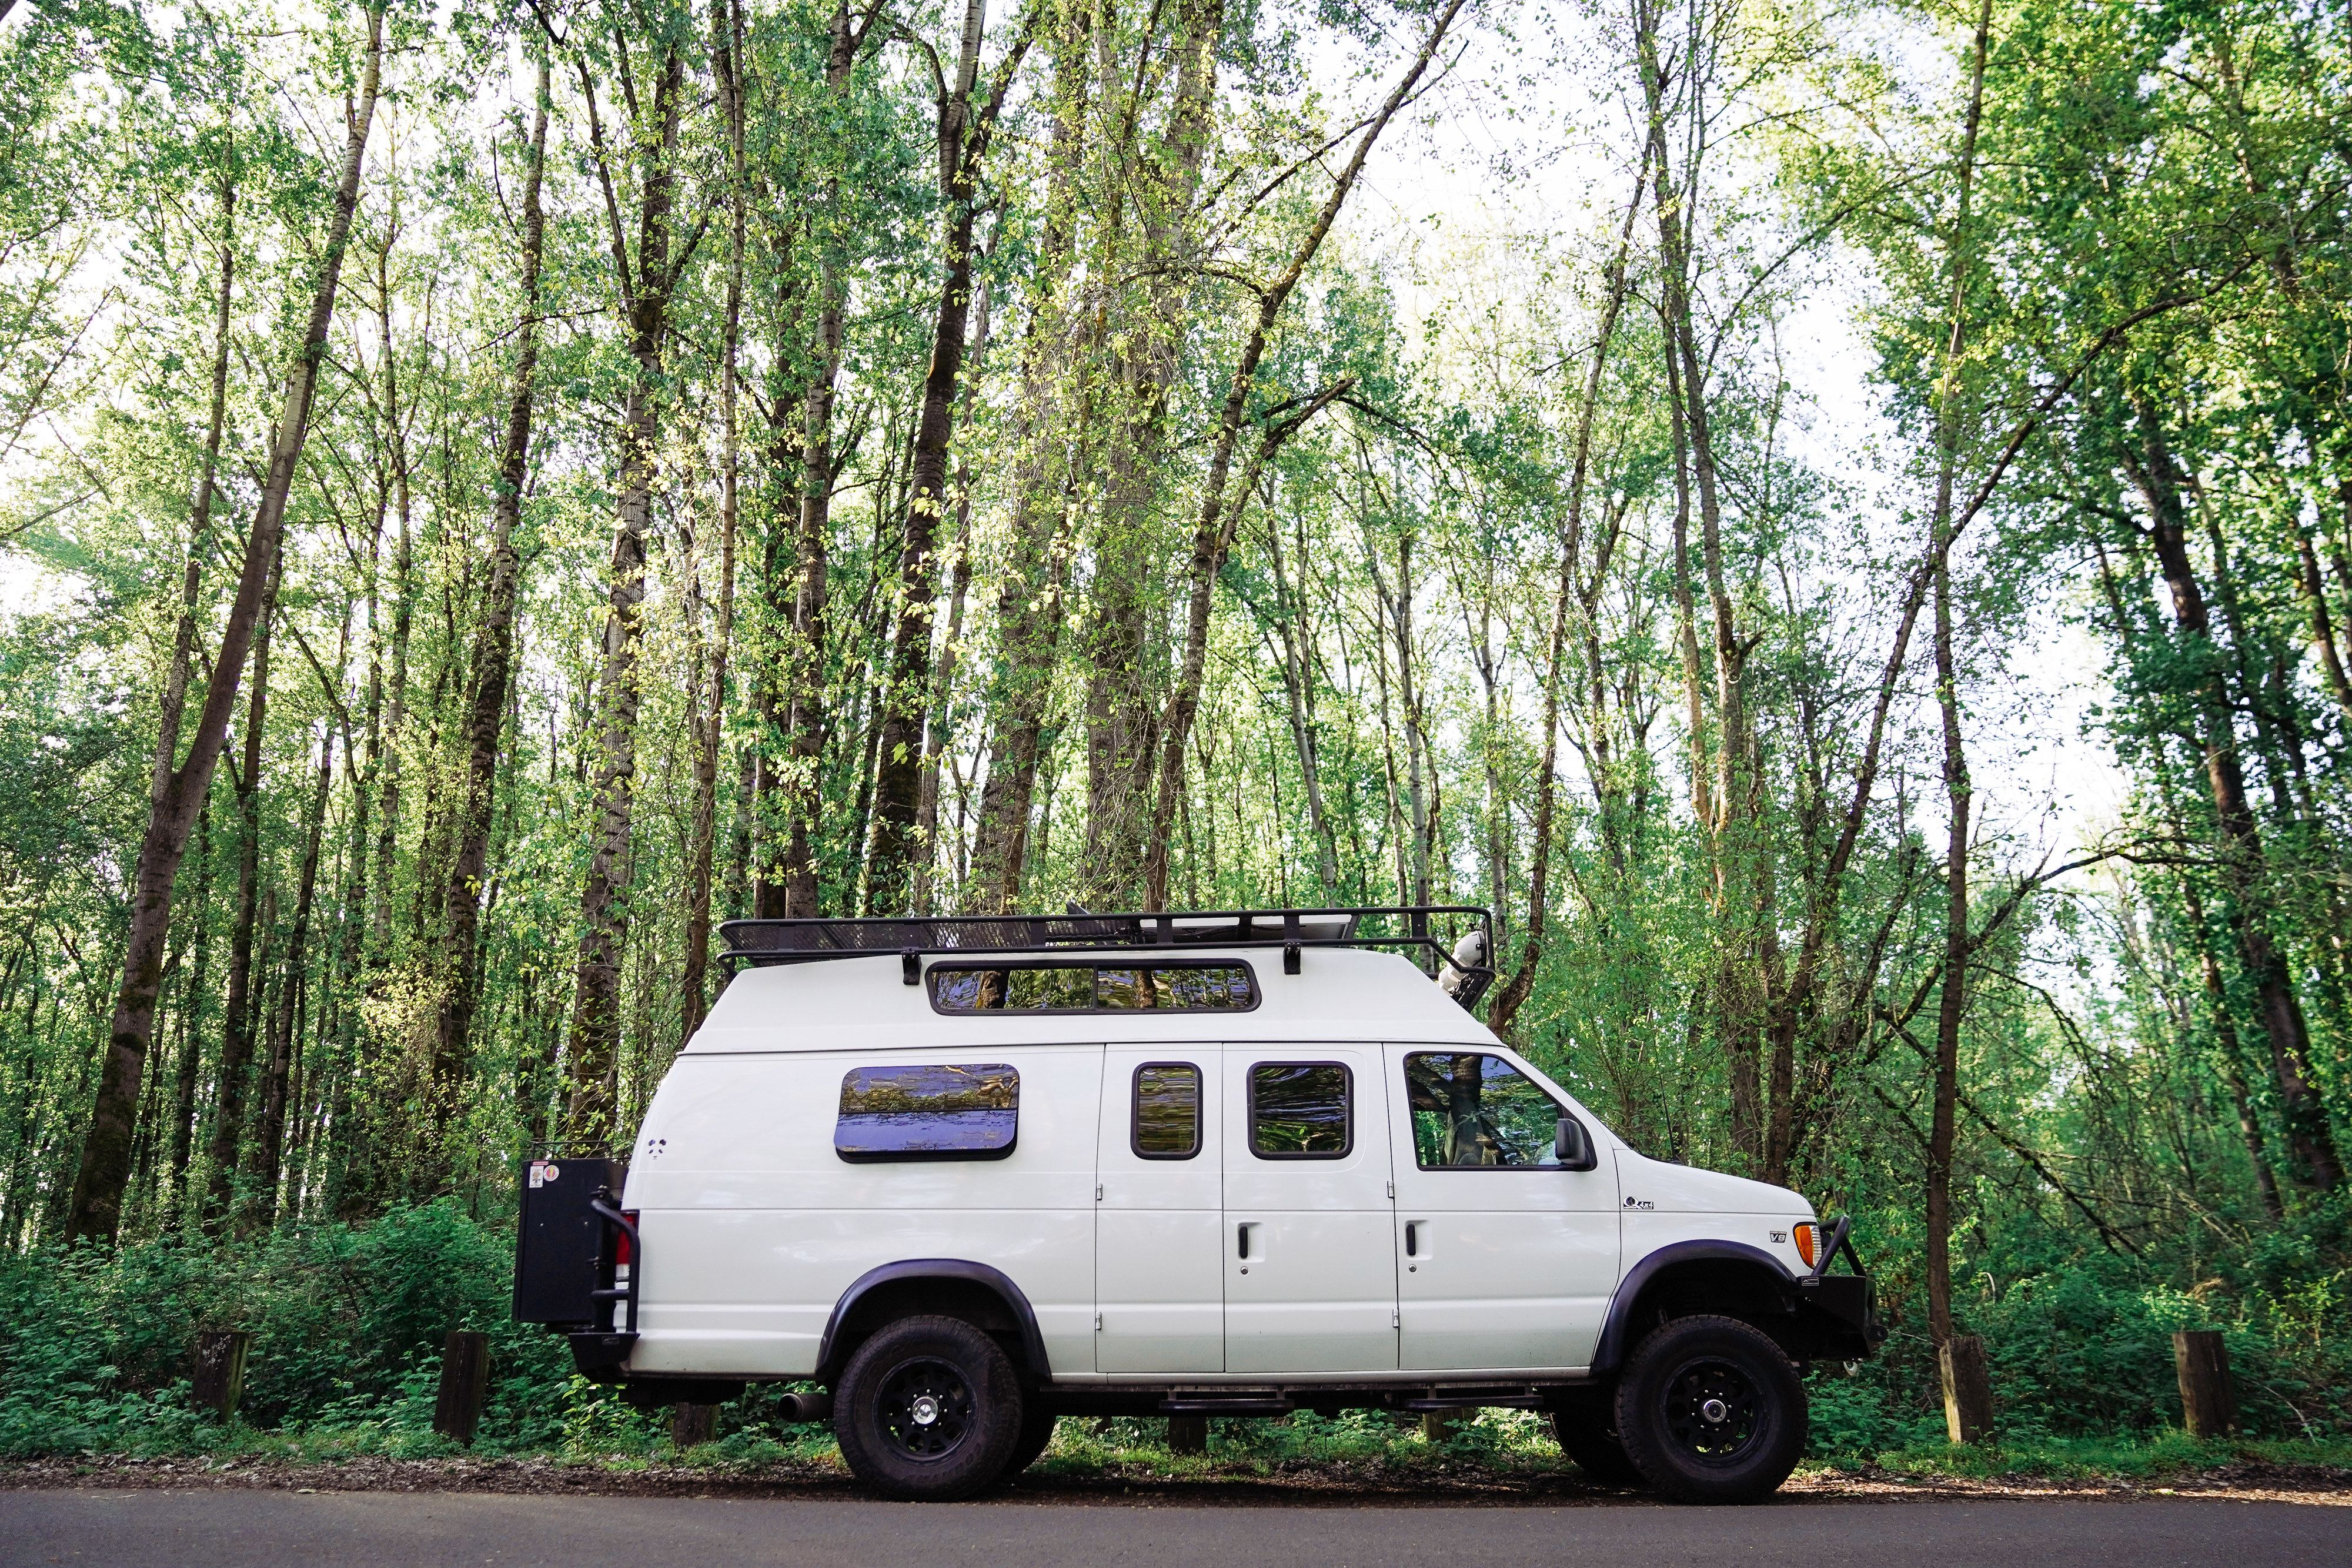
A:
[[686, 945, 1506, 1055], [717, 904, 1497, 1009]]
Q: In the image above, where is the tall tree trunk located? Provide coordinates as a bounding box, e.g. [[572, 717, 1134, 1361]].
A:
[[64, 4, 381, 1242], [776, 0, 886, 918], [967, 7, 1090, 911], [2123, 392, 2343, 1191], [1081, 0, 1225, 905], [166, 797, 211, 1218], [911, 274, 992, 916], [564, 39, 685, 1147], [248, 725, 332, 1233], [203, 547, 280, 1235], [865, 1, 1034, 914], [433, 60, 549, 1116], [685, 12, 744, 1031]]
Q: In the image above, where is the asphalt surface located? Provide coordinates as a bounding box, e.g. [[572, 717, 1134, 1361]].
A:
[[4, 1489, 2349, 1568]]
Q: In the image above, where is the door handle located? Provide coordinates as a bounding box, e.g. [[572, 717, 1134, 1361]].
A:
[[1405, 1222, 1418, 1257], [1237, 1223, 1250, 1259]]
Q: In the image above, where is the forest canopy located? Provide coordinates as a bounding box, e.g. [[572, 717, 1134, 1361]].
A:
[[0, 0, 2347, 1445]]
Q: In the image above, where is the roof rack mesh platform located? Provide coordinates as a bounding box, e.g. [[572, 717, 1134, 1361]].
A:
[[717, 904, 1497, 1010]]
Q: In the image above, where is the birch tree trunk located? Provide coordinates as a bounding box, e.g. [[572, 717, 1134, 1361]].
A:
[[565, 38, 686, 1147]]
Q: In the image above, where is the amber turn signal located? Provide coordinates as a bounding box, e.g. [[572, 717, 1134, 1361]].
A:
[[1793, 1221, 1820, 1269]]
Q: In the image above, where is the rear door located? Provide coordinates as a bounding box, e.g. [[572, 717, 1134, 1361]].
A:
[[1388, 1047, 1620, 1371], [1095, 1048, 1224, 1372], [1221, 1044, 1398, 1374]]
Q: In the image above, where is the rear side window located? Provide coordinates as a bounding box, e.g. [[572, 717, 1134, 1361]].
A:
[[1249, 1062, 1351, 1158], [1132, 1063, 1202, 1158], [1403, 1052, 1564, 1168], [836, 1063, 1019, 1162], [930, 963, 1254, 1013]]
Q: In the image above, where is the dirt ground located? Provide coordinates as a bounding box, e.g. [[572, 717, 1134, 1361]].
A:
[[6, 1451, 2348, 1508]]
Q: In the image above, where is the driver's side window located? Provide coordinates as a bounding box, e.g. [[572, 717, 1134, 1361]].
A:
[[1404, 1052, 1564, 1168]]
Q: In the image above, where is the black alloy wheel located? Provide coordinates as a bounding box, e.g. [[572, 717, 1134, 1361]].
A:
[[876, 1356, 977, 1461], [1661, 1358, 1761, 1463], [1614, 1314, 1806, 1504], [834, 1315, 1024, 1501]]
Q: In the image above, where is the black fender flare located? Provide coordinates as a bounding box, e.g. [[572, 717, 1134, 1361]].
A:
[[1589, 1239, 1798, 1379], [816, 1259, 1052, 1383]]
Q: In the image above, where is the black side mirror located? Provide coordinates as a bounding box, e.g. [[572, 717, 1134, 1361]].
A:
[[1555, 1116, 1597, 1171]]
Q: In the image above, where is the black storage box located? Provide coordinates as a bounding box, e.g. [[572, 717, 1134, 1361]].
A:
[[513, 1155, 620, 1325]]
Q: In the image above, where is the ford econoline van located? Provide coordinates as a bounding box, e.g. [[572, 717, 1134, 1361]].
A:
[[513, 907, 1882, 1503]]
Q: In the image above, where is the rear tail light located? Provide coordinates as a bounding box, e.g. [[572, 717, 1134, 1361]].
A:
[[616, 1211, 639, 1267], [1793, 1222, 1820, 1269]]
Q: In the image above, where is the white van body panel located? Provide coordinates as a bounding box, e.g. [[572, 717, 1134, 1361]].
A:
[[1614, 1149, 1818, 1281], [616, 947, 1818, 1385], [624, 1044, 1102, 1378]]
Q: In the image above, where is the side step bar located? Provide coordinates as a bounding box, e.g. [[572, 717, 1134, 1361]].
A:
[[1158, 1395, 1295, 1413]]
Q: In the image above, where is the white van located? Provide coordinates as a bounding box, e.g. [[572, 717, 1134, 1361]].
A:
[[514, 907, 1882, 1504]]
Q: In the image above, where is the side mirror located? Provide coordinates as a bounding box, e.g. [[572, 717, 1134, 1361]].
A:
[[1555, 1116, 1597, 1172]]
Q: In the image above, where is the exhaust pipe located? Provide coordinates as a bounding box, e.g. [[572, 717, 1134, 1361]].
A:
[[776, 1390, 833, 1423]]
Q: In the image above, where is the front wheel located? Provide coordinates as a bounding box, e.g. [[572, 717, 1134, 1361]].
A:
[[833, 1315, 1025, 1501], [998, 1403, 1058, 1480], [1613, 1315, 1806, 1504]]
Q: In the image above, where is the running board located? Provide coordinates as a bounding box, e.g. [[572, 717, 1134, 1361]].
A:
[[1401, 1393, 1545, 1410]]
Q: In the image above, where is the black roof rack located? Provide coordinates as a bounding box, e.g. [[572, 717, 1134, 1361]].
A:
[[717, 904, 1497, 1010]]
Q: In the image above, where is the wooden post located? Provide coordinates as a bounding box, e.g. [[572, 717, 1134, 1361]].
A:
[[1165, 1415, 1207, 1455], [433, 1331, 490, 1447], [1940, 1334, 1993, 1444], [672, 1402, 718, 1449], [190, 1328, 249, 1423], [1422, 1409, 1461, 1442], [2173, 1329, 2237, 1438]]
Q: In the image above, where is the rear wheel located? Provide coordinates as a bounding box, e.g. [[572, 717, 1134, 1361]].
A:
[[833, 1315, 1024, 1501], [1550, 1406, 1646, 1487], [1613, 1315, 1806, 1504]]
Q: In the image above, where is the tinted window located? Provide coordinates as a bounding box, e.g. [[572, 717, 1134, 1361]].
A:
[[1250, 1062, 1351, 1158], [836, 1063, 1019, 1162], [1132, 1063, 1201, 1158], [930, 964, 1255, 1013], [1404, 1052, 1564, 1168]]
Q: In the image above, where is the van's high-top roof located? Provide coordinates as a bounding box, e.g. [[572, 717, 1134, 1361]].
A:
[[688, 945, 1502, 1055]]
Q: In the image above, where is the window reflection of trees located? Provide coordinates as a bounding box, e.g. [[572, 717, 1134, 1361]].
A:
[[1404, 1054, 1562, 1168]]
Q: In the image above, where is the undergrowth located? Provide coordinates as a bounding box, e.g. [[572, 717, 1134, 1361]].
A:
[[2, 1199, 2346, 1480]]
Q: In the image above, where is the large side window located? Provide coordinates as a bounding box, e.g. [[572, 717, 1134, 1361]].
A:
[[835, 1063, 1019, 1162], [929, 963, 1255, 1014], [1249, 1062, 1351, 1158], [1404, 1052, 1565, 1168], [1131, 1063, 1202, 1159]]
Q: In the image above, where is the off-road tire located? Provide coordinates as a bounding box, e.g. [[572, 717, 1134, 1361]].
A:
[[1613, 1314, 1806, 1504], [833, 1315, 1025, 1501], [999, 1402, 1059, 1480], [1550, 1406, 1646, 1487]]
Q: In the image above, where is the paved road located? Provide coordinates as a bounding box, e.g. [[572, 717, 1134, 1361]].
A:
[[5, 1489, 2349, 1568]]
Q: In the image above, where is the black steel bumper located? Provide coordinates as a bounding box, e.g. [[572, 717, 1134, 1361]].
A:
[[1790, 1216, 1888, 1362]]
